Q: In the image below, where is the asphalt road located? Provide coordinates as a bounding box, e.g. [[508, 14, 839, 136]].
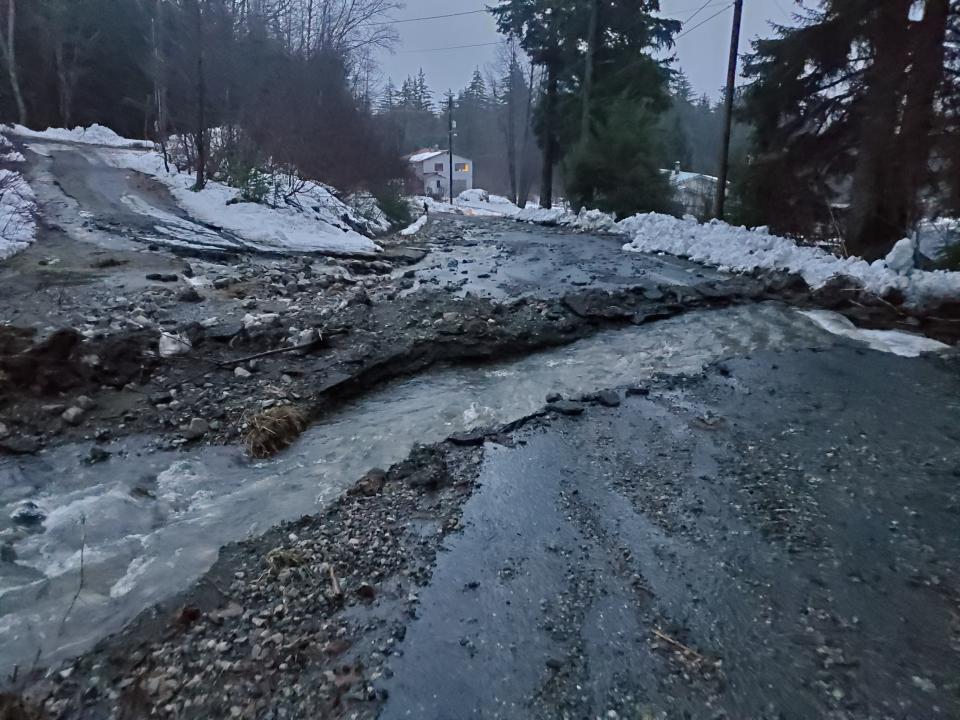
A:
[[380, 346, 960, 719]]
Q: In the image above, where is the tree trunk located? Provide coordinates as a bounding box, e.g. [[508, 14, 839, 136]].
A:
[[0, 0, 27, 126], [193, 1, 207, 190], [890, 0, 950, 232], [846, 0, 912, 260], [579, 0, 600, 144], [517, 64, 537, 208], [539, 65, 558, 209]]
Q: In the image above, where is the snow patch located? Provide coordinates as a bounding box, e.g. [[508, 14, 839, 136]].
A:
[[400, 214, 428, 236], [0, 168, 37, 259], [798, 310, 950, 357], [100, 147, 381, 256], [617, 212, 960, 308], [5, 123, 154, 149]]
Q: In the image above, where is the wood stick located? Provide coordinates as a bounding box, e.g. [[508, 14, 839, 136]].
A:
[[652, 627, 707, 663]]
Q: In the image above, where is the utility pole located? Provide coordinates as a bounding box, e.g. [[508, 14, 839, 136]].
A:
[[447, 93, 455, 204], [714, 0, 743, 220]]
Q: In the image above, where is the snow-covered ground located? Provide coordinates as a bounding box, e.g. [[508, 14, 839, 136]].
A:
[[617, 213, 960, 307], [400, 214, 428, 236], [5, 123, 154, 149], [415, 189, 525, 218], [100, 147, 381, 255], [0, 167, 37, 259]]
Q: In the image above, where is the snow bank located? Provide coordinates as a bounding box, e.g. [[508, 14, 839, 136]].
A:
[[0, 168, 37, 259], [413, 190, 522, 218], [514, 206, 576, 226], [400, 214, 428, 236], [618, 212, 960, 308], [798, 310, 950, 357], [5, 123, 154, 149], [100, 147, 380, 255]]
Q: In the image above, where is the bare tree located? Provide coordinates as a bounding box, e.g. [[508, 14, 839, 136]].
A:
[[42, 0, 101, 127], [0, 0, 27, 125]]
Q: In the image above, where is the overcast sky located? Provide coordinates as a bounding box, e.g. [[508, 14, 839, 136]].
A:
[[374, 1, 795, 100]]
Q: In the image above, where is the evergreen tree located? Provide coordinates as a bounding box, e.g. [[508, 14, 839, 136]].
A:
[[377, 78, 397, 114], [742, 0, 953, 257], [564, 96, 676, 218], [414, 68, 433, 112]]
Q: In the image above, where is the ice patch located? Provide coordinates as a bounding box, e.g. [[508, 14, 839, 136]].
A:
[[797, 310, 950, 357]]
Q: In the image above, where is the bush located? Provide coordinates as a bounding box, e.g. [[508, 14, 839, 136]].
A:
[[372, 181, 413, 228]]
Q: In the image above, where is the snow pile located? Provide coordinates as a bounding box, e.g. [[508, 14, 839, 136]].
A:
[[5, 123, 154, 149], [574, 207, 619, 233], [400, 214, 428, 236], [0, 134, 24, 163], [798, 310, 950, 357], [515, 206, 576, 226], [0, 167, 37, 259], [619, 212, 960, 307], [412, 190, 522, 218], [100, 147, 380, 255]]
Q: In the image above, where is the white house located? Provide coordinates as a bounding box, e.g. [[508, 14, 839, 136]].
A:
[[408, 149, 474, 199], [663, 163, 719, 218]]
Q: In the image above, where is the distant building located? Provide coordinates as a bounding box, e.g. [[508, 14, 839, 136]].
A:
[[407, 150, 473, 199], [664, 163, 719, 218]]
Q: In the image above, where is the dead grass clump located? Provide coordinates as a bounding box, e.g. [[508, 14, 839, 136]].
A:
[[244, 405, 308, 458], [0, 694, 45, 720]]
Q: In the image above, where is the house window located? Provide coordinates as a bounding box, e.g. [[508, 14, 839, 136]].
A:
[[455, 163, 469, 172], [434, 163, 444, 172]]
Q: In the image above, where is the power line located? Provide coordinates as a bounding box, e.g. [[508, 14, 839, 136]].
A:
[[677, 3, 733, 39], [684, 0, 718, 24], [399, 41, 500, 53], [368, 9, 488, 26]]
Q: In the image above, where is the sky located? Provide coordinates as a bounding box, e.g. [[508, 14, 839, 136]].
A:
[[374, 0, 796, 101]]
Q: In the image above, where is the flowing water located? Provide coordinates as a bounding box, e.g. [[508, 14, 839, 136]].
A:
[[1, 304, 844, 677]]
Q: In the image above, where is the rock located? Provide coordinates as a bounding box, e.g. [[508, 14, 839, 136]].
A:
[[351, 468, 387, 496], [0, 422, 7, 438], [85, 447, 111, 464], [11, 501, 45, 526], [145, 273, 179, 282], [297, 328, 320, 347], [183, 418, 209, 440], [545, 392, 562, 403], [159, 332, 192, 358], [547, 400, 584, 416], [76, 395, 96, 411], [150, 390, 174, 405], [234, 366, 252, 378], [357, 583, 377, 601], [61, 406, 85, 425], [595, 390, 621, 407], [0, 436, 40, 454], [448, 430, 488, 446], [625, 386, 649, 397], [178, 287, 203, 303]]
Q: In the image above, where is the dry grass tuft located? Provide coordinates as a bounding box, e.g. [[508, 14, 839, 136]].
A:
[[244, 405, 308, 458]]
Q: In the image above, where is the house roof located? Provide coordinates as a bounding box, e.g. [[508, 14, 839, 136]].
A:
[[408, 150, 445, 163], [660, 168, 719, 188]]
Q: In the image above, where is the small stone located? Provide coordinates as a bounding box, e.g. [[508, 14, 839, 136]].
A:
[[178, 287, 203, 303], [548, 400, 584, 416], [546, 392, 562, 403], [76, 395, 96, 410], [595, 390, 620, 407], [183, 418, 209, 440], [0, 422, 8, 438], [234, 366, 252, 378], [85, 447, 111, 464], [912, 676, 936, 693], [62, 407, 85, 425]]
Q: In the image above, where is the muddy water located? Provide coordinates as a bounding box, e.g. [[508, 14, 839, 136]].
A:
[[0, 304, 838, 677]]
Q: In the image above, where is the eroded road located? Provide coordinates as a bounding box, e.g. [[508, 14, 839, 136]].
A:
[[1, 140, 958, 719]]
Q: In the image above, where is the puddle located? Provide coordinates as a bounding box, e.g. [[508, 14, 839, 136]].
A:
[[0, 303, 851, 676]]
